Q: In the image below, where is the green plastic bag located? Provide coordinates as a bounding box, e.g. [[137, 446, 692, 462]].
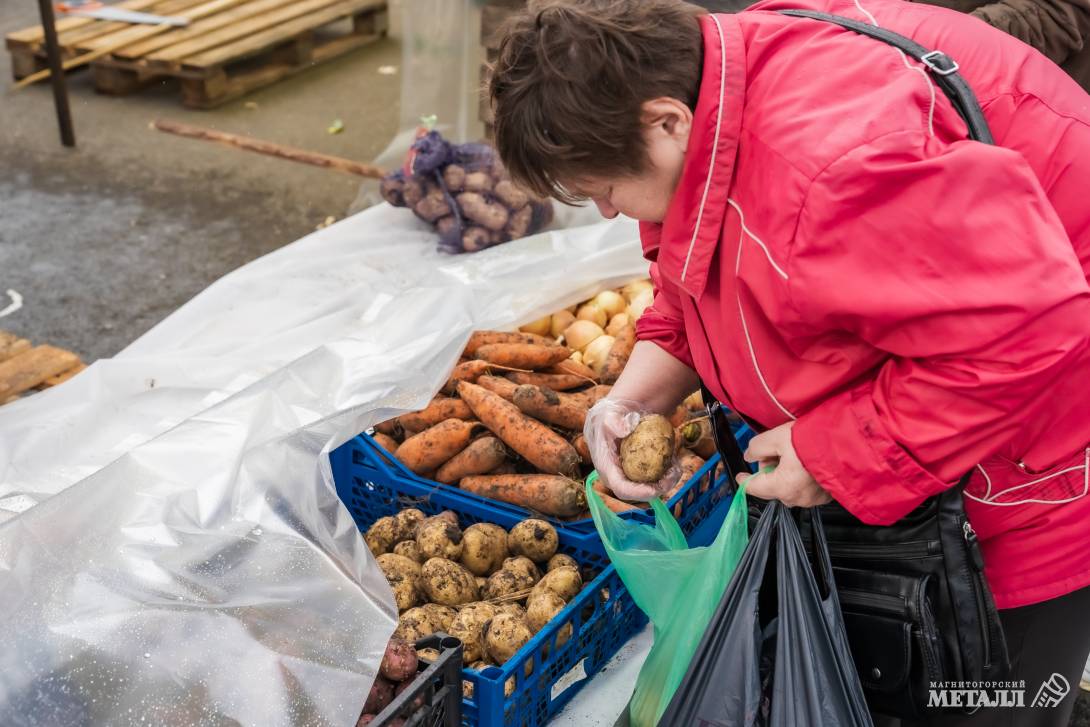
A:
[[586, 474, 750, 727]]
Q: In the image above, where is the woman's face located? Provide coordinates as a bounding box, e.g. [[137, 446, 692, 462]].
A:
[[569, 98, 693, 224]]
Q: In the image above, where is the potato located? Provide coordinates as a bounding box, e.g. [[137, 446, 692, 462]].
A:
[[507, 520, 559, 563], [418, 603, 457, 633], [395, 678, 425, 710], [530, 565, 583, 603], [484, 569, 530, 600], [457, 192, 509, 231], [416, 519, 464, 561], [417, 647, 441, 661], [356, 715, 375, 727], [462, 226, 492, 252], [475, 575, 488, 592], [443, 164, 466, 192], [402, 178, 424, 207], [395, 509, 426, 540], [421, 557, 479, 606], [464, 171, 493, 192], [436, 215, 458, 238], [497, 602, 527, 621], [415, 191, 452, 223], [546, 553, 579, 573], [388, 578, 420, 613], [380, 637, 419, 682], [377, 553, 423, 585], [449, 602, 496, 662], [380, 176, 405, 207], [507, 204, 533, 239], [393, 540, 425, 564], [619, 414, 676, 483], [395, 607, 437, 642], [526, 591, 566, 632], [502, 556, 542, 584], [363, 677, 394, 714], [365, 516, 399, 556], [485, 613, 533, 665], [494, 180, 530, 209], [460, 523, 509, 576]]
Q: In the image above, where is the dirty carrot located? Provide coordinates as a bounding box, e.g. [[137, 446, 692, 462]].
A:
[[372, 432, 399, 454], [476, 374, 519, 401], [374, 419, 402, 439], [568, 384, 613, 408], [679, 418, 717, 459], [457, 381, 582, 477], [464, 330, 557, 356], [546, 359, 599, 382], [506, 371, 586, 391], [512, 384, 588, 431], [441, 359, 528, 395], [460, 474, 587, 517], [672, 450, 708, 498], [435, 436, 508, 484], [601, 323, 636, 384], [572, 434, 592, 465], [398, 396, 474, 431], [474, 343, 572, 370], [592, 478, 644, 514], [395, 418, 480, 475]]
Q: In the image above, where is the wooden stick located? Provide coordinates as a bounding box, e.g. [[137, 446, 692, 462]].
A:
[[149, 118, 388, 179], [485, 588, 534, 605]]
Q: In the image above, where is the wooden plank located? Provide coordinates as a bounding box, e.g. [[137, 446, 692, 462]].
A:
[[9, 48, 47, 80], [146, 0, 351, 64], [114, 0, 298, 59], [71, 0, 254, 53], [181, 0, 382, 69], [57, 0, 194, 49], [5, 0, 156, 45], [68, 0, 225, 51], [0, 346, 81, 400], [42, 362, 87, 387], [0, 333, 32, 363], [180, 14, 384, 107]]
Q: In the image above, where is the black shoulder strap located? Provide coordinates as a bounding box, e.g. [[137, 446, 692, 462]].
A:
[[778, 9, 995, 144]]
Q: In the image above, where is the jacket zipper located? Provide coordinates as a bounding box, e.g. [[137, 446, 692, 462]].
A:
[[962, 518, 992, 670], [826, 540, 939, 560]]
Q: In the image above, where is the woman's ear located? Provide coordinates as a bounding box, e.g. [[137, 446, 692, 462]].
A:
[[641, 97, 693, 148]]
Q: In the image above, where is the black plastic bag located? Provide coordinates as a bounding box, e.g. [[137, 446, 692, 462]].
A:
[[658, 501, 873, 727]]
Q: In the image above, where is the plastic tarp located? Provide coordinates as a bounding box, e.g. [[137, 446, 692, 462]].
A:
[[0, 203, 642, 726]]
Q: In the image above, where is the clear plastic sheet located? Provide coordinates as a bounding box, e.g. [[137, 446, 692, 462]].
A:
[[0, 202, 640, 726]]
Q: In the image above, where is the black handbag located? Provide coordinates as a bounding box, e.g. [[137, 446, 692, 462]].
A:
[[707, 392, 1009, 720]]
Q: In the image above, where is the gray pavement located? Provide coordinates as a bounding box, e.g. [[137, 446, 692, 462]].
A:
[[0, 2, 403, 361]]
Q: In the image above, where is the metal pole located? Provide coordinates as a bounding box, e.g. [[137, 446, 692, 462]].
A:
[[36, 0, 75, 147]]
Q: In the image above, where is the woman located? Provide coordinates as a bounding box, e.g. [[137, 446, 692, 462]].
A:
[[489, 0, 1090, 724]]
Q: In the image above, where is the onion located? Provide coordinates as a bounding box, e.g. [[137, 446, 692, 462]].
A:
[[621, 279, 654, 303], [550, 310, 576, 339], [519, 315, 551, 336], [593, 291, 626, 318], [576, 303, 608, 328], [683, 390, 704, 410], [569, 351, 584, 364], [606, 313, 631, 337], [562, 320, 605, 351], [628, 289, 654, 319], [583, 335, 616, 375]]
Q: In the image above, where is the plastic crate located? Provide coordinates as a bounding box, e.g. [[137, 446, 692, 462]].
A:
[[333, 452, 648, 727], [371, 634, 463, 727], [345, 416, 754, 548]]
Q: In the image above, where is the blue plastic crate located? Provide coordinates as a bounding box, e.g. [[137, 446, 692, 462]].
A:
[[346, 417, 754, 549], [331, 450, 649, 727]]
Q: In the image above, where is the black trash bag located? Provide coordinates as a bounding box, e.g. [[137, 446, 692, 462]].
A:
[[658, 501, 874, 727]]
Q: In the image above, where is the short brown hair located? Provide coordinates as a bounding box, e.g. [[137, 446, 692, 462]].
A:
[[489, 0, 705, 203]]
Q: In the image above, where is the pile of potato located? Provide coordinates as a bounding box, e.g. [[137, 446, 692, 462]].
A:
[[379, 131, 553, 254], [357, 636, 426, 726], [365, 508, 587, 698], [372, 281, 718, 520]]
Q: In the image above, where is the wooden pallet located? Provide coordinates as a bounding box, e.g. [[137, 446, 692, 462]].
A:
[[0, 331, 85, 406], [6, 0, 388, 108]]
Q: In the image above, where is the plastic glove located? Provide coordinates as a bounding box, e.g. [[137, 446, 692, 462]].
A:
[[584, 398, 681, 502]]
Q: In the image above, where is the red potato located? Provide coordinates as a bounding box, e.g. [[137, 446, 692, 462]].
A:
[[464, 171, 493, 192], [415, 191, 451, 223], [402, 178, 424, 207], [356, 714, 375, 726], [443, 164, 466, 192], [494, 180, 530, 209], [463, 226, 493, 252], [436, 215, 458, 237], [363, 677, 394, 714], [395, 679, 426, 710], [507, 204, 533, 239], [457, 192, 509, 231], [380, 637, 419, 682], [380, 176, 404, 207]]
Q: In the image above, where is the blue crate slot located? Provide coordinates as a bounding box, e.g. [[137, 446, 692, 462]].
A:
[[332, 453, 649, 727]]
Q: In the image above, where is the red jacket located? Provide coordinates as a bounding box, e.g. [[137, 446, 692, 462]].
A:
[[637, 0, 1090, 608]]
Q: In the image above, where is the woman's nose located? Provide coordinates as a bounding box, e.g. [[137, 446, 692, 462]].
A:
[[593, 197, 619, 219]]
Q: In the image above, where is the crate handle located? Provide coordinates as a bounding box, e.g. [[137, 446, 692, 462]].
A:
[[356, 432, 419, 480]]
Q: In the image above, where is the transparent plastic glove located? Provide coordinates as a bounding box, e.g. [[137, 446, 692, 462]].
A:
[[584, 398, 682, 502]]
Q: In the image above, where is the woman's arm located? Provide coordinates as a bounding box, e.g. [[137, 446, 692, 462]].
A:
[[607, 340, 700, 413]]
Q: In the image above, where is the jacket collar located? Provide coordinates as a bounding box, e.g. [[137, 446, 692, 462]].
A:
[[641, 13, 747, 300]]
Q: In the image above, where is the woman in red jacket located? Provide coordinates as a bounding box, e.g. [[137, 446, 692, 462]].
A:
[[491, 0, 1090, 724]]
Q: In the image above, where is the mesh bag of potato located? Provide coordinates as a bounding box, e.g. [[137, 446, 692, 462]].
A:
[[380, 125, 554, 254]]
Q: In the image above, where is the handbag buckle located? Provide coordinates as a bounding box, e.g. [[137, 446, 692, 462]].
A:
[[920, 50, 960, 76]]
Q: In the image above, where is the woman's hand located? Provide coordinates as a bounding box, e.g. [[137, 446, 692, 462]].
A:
[[736, 422, 833, 507], [584, 398, 676, 501]]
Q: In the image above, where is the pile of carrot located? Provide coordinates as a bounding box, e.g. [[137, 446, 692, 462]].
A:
[[373, 283, 717, 520]]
